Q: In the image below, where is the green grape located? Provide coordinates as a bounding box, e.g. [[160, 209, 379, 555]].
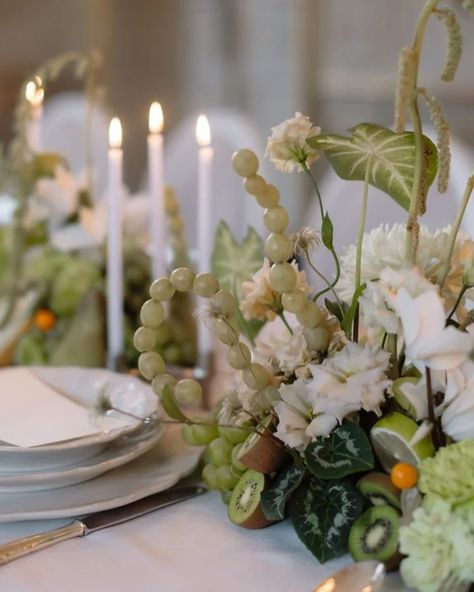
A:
[[244, 175, 266, 196], [231, 149, 259, 177], [163, 343, 181, 364], [151, 373, 177, 397], [175, 379, 202, 404], [202, 463, 218, 490], [192, 423, 219, 445], [138, 351, 165, 380], [296, 301, 323, 328], [226, 342, 251, 370], [218, 426, 250, 444], [150, 277, 175, 301], [231, 444, 247, 473], [193, 273, 219, 298], [50, 258, 101, 317], [208, 437, 233, 466], [265, 233, 292, 263], [256, 184, 280, 208], [242, 363, 270, 390], [201, 445, 213, 465], [216, 465, 240, 490], [133, 326, 157, 352], [282, 289, 308, 314], [304, 326, 330, 351], [264, 206, 289, 233], [170, 267, 195, 291], [215, 318, 239, 345], [140, 299, 165, 329], [213, 290, 237, 316], [269, 262, 297, 293], [220, 490, 233, 505], [181, 424, 199, 446]]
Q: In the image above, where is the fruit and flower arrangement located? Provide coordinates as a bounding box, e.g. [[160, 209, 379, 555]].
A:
[[134, 2, 474, 590]]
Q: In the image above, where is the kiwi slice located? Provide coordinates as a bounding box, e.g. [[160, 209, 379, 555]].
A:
[[348, 505, 401, 570], [237, 429, 286, 474], [228, 470, 273, 529], [357, 472, 401, 510]]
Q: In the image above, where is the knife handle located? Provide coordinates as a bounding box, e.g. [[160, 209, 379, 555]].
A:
[[0, 521, 85, 566]]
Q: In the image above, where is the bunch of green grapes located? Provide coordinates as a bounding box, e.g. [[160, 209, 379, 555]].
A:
[[182, 423, 250, 504]]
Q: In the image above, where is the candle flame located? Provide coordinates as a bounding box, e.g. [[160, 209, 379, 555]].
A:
[[149, 102, 164, 134], [196, 114, 211, 147], [109, 117, 123, 149], [25, 77, 44, 107]]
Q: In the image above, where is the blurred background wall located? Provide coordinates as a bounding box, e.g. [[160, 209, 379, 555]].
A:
[[0, 0, 473, 218]]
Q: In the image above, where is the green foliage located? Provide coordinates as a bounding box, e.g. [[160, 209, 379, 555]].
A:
[[160, 385, 190, 422], [304, 423, 374, 480], [50, 258, 102, 318], [211, 221, 263, 298], [309, 123, 438, 211], [290, 477, 364, 563], [261, 462, 306, 521], [341, 283, 366, 337]]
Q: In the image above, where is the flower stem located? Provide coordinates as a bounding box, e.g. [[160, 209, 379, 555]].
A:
[[438, 176, 474, 288], [301, 160, 325, 221], [425, 367, 444, 450], [278, 311, 294, 335], [406, 0, 441, 264], [355, 167, 370, 292], [447, 284, 469, 322], [305, 252, 344, 313]]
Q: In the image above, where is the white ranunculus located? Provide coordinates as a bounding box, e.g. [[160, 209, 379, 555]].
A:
[[440, 361, 474, 441], [308, 342, 392, 418], [265, 112, 321, 173], [396, 288, 472, 371]]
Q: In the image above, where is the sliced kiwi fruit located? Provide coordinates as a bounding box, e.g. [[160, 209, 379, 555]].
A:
[[237, 428, 286, 474], [357, 472, 401, 510], [228, 470, 273, 529], [348, 505, 401, 570]]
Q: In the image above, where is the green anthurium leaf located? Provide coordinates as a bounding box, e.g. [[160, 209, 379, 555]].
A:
[[304, 422, 374, 480], [309, 123, 438, 211], [261, 462, 306, 521], [211, 221, 263, 298], [289, 477, 364, 563]]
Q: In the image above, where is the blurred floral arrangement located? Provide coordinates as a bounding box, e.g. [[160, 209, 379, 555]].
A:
[[133, 1, 474, 590], [0, 52, 196, 368]]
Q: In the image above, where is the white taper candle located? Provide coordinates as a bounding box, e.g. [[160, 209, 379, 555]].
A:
[[148, 102, 166, 280]]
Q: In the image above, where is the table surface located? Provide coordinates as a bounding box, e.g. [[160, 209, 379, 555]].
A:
[[0, 491, 410, 592]]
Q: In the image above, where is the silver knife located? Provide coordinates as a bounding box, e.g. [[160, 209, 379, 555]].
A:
[[0, 484, 206, 566]]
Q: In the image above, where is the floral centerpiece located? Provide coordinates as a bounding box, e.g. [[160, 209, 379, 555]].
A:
[[133, 1, 474, 590]]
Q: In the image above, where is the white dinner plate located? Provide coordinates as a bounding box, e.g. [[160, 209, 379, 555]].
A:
[[0, 423, 165, 493], [0, 424, 202, 522], [0, 367, 158, 473]]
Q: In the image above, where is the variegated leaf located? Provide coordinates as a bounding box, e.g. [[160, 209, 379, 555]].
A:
[[304, 423, 374, 480], [261, 463, 305, 521], [289, 478, 364, 563], [309, 123, 438, 211], [211, 221, 263, 297]]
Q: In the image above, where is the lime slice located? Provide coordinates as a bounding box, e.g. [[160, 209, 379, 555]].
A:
[[370, 412, 435, 471], [392, 377, 421, 419]]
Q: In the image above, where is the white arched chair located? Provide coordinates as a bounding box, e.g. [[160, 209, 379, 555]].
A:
[[302, 128, 474, 283]]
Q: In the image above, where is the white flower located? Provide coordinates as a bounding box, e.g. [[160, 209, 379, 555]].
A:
[[439, 361, 474, 441], [273, 380, 337, 450], [360, 266, 436, 335], [396, 288, 472, 371], [240, 258, 310, 321], [265, 112, 321, 173], [308, 342, 391, 418], [217, 390, 250, 427]]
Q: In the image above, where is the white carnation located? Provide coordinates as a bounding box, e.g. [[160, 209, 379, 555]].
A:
[[265, 112, 321, 173]]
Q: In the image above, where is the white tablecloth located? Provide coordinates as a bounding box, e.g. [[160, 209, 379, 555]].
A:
[[0, 492, 409, 592]]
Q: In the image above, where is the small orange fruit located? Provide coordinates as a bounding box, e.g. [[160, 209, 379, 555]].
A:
[[390, 462, 418, 490], [34, 309, 56, 332]]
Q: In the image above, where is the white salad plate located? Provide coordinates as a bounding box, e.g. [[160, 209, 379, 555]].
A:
[[0, 422, 165, 493], [0, 425, 202, 522], [0, 367, 157, 473]]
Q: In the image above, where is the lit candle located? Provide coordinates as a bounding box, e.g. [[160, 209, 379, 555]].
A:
[[107, 117, 124, 369], [25, 76, 44, 152], [196, 114, 215, 363], [147, 102, 165, 279]]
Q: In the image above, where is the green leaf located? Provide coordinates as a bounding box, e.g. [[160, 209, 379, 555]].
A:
[[341, 283, 366, 337], [211, 221, 263, 298], [309, 123, 438, 211], [261, 463, 306, 521], [160, 385, 189, 422], [290, 477, 364, 563], [324, 298, 348, 322], [304, 423, 374, 480], [321, 214, 334, 250]]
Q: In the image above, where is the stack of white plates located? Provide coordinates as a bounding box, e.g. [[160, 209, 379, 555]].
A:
[[0, 367, 165, 494]]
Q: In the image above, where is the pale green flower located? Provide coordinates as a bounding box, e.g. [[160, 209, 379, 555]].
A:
[[400, 498, 474, 592], [418, 440, 474, 506]]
